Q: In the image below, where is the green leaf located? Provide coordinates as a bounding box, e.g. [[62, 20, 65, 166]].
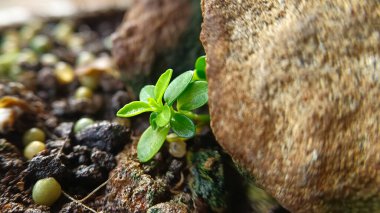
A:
[[170, 113, 195, 138], [156, 104, 171, 127], [148, 97, 160, 109], [154, 69, 173, 104], [139, 85, 155, 102], [177, 81, 208, 111], [116, 101, 153, 117], [194, 69, 206, 81], [194, 56, 206, 80], [195, 56, 206, 72], [150, 112, 158, 130], [164, 71, 194, 106], [137, 126, 170, 162]]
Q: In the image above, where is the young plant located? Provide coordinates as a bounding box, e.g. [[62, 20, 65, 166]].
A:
[[117, 56, 208, 162]]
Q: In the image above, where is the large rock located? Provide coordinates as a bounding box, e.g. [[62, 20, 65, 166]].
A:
[[201, 0, 380, 212]]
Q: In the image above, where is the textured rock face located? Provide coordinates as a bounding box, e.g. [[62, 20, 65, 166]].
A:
[[201, 0, 380, 212], [104, 145, 167, 212], [112, 0, 191, 76]]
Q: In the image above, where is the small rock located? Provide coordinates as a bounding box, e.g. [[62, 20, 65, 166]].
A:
[[45, 139, 68, 152], [90, 149, 116, 170], [66, 145, 92, 165], [1, 202, 27, 213], [68, 95, 103, 115], [36, 67, 57, 91], [59, 202, 87, 213], [147, 202, 189, 213], [73, 164, 103, 184], [53, 122, 74, 138], [75, 121, 130, 153], [24, 154, 68, 185], [110, 91, 130, 115], [24, 208, 50, 213]]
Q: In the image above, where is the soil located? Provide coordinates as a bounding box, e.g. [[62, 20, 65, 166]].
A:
[[0, 12, 288, 213]]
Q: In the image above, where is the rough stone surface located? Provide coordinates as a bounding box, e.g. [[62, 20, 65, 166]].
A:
[[112, 0, 191, 76], [103, 144, 168, 212], [24, 154, 68, 185], [201, 0, 380, 212], [75, 121, 130, 153], [147, 202, 189, 213]]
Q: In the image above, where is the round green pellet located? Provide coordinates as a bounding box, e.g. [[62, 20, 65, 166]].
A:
[[74, 118, 94, 133], [32, 177, 61, 206], [54, 62, 75, 84], [17, 49, 38, 65], [40, 53, 58, 66], [76, 51, 95, 67], [68, 35, 84, 52], [79, 75, 99, 90], [23, 128, 45, 146], [24, 141, 46, 160], [74, 86, 93, 100], [53, 21, 73, 43], [30, 35, 51, 53]]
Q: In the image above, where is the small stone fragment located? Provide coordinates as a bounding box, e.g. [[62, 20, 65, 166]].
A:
[[59, 201, 88, 213], [147, 202, 189, 213], [75, 121, 130, 153], [24, 155, 68, 185], [53, 122, 74, 138], [90, 149, 116, 170], [73, 164, 103, 184]]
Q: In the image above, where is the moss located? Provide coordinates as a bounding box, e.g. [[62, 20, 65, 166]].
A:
[[188, 149, 227, 211]]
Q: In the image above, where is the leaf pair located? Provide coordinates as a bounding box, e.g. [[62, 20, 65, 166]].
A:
[[148, 105, 171, 130], [138, 113, 195, 162], [117, 69, 173, 118], [140, 68, 173, 104]]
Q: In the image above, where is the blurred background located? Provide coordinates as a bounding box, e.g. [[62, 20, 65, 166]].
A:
[[0, 0, 130, 28]]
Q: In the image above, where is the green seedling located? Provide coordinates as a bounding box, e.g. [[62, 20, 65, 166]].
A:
[[117, 56, 209, 162]]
